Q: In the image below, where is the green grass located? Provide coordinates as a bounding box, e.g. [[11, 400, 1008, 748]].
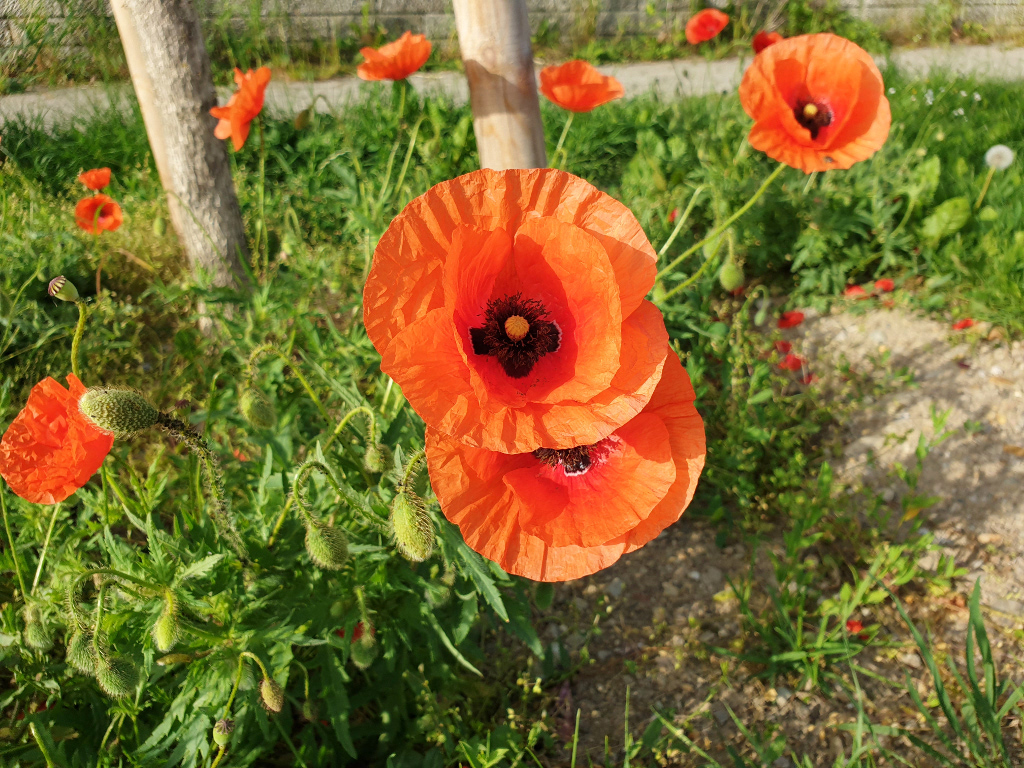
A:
[[1, 66, 1023, 766]]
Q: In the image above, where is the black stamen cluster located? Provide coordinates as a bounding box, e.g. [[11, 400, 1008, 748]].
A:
[[470, 293, 560, 379], [534, 446, 592, 476], [794, 100, 833, 140]]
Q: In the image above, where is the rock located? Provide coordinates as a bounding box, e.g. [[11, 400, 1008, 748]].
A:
[[663, 582, 680, 598], [986, 597, 1024, 616], [572, 597, 589, 612], [597, 650, 612, 662], [918, 551, 939, 571], [712, 704, 730, 725], [978, 533, 1002, 545], [688, 571, 701, 581], [898, 652, 922, 670], [773, 759, 792, 768], [776, 686, 792, 706], [670, 634, 686, 647], [652, 606, 667, 624], [605, 578, 625, 598], [704, 566, 724, 589]]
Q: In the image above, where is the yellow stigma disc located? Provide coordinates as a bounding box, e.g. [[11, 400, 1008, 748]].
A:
[[803, 103, 819, 119], [504, 315, 530, 341]]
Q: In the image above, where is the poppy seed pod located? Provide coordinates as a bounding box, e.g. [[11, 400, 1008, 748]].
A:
[[213, 718, 235, 747], [390, 490, 434, 562], [719, 259, 745, 292], [239, 387, 277, 430], [22, 604, 53, 651], [363, 442, 393, 474], [48, 275, 80, 303], [304, 521, 349, 570], [79, 388, 160, 438], [96, 656, 139, 698], [259, 678, 285, 713], [66, 630, 98, 674], [152, 592, 180, 652]]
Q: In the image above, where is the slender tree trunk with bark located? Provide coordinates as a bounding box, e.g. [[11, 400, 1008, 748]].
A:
[[451, 0, 547, 170], [119, 0, 250, 293]]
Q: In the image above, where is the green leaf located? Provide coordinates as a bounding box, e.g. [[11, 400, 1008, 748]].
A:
[[175, 554, 225, 583], [324, 646, 357, 758], [438, 520, 509, 622], [920, 196, 971, 242], [420, 603, 482, 676]]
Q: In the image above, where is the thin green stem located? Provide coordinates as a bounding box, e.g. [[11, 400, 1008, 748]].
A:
[[386, 115, 424, 207], [974, 166, 996, 210], [659, 233, 725, 302], [0, 487, 28, 599], [71, 301, 88, 379], [886, 196, 917, 242], [551, 112, 575, 170], [257, 117, 268, 280], [31, 503, 61, 594], [656, 163, 785, 281], [801, 171, 818, 196], [30, 722, 60, 768], [400, 449, 427, 490], [657, 186, 706, 257], [96, 713, 125, 768], [90, 583, 109, 655]]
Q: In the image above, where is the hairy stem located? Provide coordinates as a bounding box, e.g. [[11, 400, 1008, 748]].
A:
[[657, 185, 706, 258], [974, 166, 996, 211], [71, 301, 88, 379], [31, 503, 61, 595], [552, 112, 574, 170]]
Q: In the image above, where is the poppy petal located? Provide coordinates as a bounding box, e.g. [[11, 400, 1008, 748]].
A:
[[539, 60, 625, 112]]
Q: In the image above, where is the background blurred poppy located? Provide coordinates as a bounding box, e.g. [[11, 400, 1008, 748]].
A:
[[540, 60, 625, 112], [777, 310, 805, 328], [753, 31, 783, 53], [75, 194, 123, 234], [685, 9, 729, 44], [78, 168, 111, 191], [210, 66, 271, 151], [357, 32, 431, 81]]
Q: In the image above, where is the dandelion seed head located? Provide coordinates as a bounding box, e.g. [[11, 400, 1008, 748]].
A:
[[985, 144, 1015, 171]]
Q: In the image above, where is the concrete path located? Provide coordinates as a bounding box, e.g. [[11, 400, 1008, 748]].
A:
[[2, 44, 1023, 129]]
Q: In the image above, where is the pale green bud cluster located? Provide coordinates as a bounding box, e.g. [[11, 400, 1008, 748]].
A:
[[304, 521, 349, 570], [259, 678, 285, 713], [349, 636, 378, 670], [22, 604, 53, 651], [389, 490, 434, 563], [213, 718, 235, 747], [239, 387, 277, 430], [66, 630, 98, 674], [152, 591, 180, 653], [719, 259, 745, 292], [96, 656, 139, 699], [363, 442, 393, 474], [79, 388, 160, 437]]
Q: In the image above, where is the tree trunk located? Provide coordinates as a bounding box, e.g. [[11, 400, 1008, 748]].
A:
[[451, 0, 547, 170], [120, 0, 250, 293]]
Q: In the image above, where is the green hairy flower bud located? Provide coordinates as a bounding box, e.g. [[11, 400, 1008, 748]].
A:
[[79, 388, 160, 437], [96, 656, 138, 699], [535, 583, 555, 611], [22, 605, 53, 651], [349, 636, 378, 670], [390, 490, 434, 563], [301, 699, 319, 722], [363, 443, 393, 474], [213, 718, 235, 747], [719, 259, 745, 292], [305, 521, 349, 570], [152, 591, 180, 652], [66, 630, 98, 674], [153, 217, 167, 237], [239, 387, 277, 430], [48, 275, 79, 303], [259, 678, 285, 713]]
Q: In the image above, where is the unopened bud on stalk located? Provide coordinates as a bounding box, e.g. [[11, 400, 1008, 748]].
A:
[[152, 591, 180, 652], [79, 388, 160, 437], [153, 217, 167, 237], [390, 490, 434, 562], [22, 604, 53, 651], [363, 442, 393, 474], [719, 259, 745, 292], [96, 656, 139, 699], [301, 699, 319, 722], [239, 387, 277, 430], [259, 678, 285, 713], [305, 521, 349, 570], [66, 629, 98, 674], [349, 636, 378, 670], [48, 275, 79, 303], [213, 718, 235, 747]]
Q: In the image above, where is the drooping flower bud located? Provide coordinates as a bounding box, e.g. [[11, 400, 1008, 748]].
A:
[[22, 604, 53, 651], [96, 656, 139, 698], [66, 629, 98, 674], [719, 259, 745, 292], [305, 521, 349, 570], [363, 442, 393, 474], [349, 636, 378, 670], [153, 217, 167, 237], [239, 387, 277, 430], [535, 582, 555, 611], [152, 591, 180, 652], [259, 678, 285, 713], [79, 388, 160, 437], [294, 108, 312, 131], [213, 718, 235, 747], [301, 699, 319, 722], [390, 490, 434, 562], [48, 275, 80, 303]]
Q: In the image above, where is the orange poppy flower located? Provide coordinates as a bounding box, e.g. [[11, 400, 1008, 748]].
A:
[[686, 9, 729, 44], [777, 310, 804, 329], [778, 353, 806, 371], [753, 31, 783, 53], [78, 168, 111, 191], [0, 375, 114, 505], [210, 67, 271, 151], [357, 32, 432, 82], [739, 34, 891, 173], [874, 278, 895, 292], [364, 168, 668, 454], [75, 194, 123, 234], [426, 353, 705, 582], [539, 60, 625, 113], [952, 318, 975, 330]]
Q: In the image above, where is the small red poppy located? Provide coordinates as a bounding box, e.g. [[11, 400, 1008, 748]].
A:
[[777, 311, 805, 329], [232, 448, 249, 462], [668, 208, 680, 223], [0, 375, 114, 504], [952, 318, 975, 330], [686, 9, 729, 45], [778, 353, 805, 371], [539, 60, 625, 113], [774, 340, 792, 354], [335, 622, 370, 642], [800, 372, 818, 385], [845, 618, 869, 639], [753, 31, 783, 54], [358, 31, 432, 82], [843, 285, 868, 299], [874, 278, 895, 293], [78, 168, 111, 191], [210, 67, 271, 151], [74, 194, 123, 234]]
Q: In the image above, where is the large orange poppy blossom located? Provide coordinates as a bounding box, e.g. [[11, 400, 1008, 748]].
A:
[[357, 31, 432, 81], [739, 33, 891, 173], [426, 353, 705, 582], [210, 66, 272, 151], [686, 9, 729, 44], [539, 60, 625, 113], [0, 375, 114, 504], [75, 194, 123, 234], [78, 167, 111, 191], [364, 168, 668, 454]]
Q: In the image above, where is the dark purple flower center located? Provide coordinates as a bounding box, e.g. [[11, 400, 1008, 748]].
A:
[[470, 293, 560, 379], [795, 100, 832, 140], [533, 445, 592, 476]]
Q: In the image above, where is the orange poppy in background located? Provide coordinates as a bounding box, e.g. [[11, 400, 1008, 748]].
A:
[[686, 9, 729, 44], [364, 168, 669, 454], [426, 353, 705, 582], [0, 375, 114, 504], [539, 60, 625, 112], [739, 34, 891, 173], [777, 310, 804, 329], [75, 194, 123, 234], [78, 167, 111, 191], [210, 66, 271, 151], [752, 31, 783, 53], [357, 31, 432, 81]]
